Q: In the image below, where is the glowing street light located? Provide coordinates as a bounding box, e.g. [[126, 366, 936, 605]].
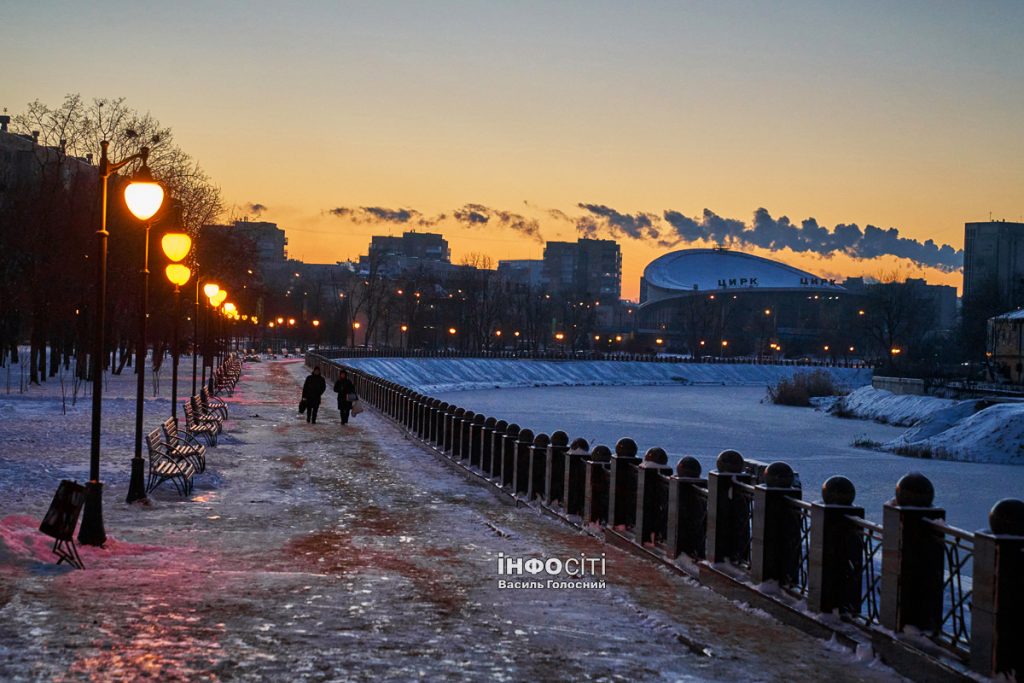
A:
[[449, 327, 457, 335], [204, 283, 221, 299], [312, 319, 320, 327], [164, 260, 192, 422], [555, 332, 565, 341], [81, 142, 169, 542], [655, 338, 664, 345]]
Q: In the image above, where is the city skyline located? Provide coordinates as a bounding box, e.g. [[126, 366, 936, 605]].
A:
[[4, 1, 1023, 297]]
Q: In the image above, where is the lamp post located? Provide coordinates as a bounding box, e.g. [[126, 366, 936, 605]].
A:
[[162, 234, 193, 418], [208, 289, 227, 389], [166, 263, 192, 417], [81, 142, 165, 544], [201, 283, 220, 388]]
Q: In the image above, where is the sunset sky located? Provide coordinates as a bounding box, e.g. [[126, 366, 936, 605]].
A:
[[4, 1, 1022, 298]]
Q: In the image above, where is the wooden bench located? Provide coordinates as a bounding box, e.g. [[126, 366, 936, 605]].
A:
[[199, 386, 228, 420], [183, 401, 219, 446], [161, 416, 206, 473], [145, 429, 196, 496]]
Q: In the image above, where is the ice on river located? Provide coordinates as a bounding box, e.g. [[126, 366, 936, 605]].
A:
[[434, 384, 1024, 531]]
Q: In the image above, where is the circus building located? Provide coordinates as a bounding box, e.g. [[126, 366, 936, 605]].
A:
[[637, 248, 859, 357]]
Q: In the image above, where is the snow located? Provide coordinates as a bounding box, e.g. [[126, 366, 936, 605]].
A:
[[886, 402, 1024, 465], [339, 357, 873, 393], [833, 386, 1024, 466], [831, 386, 960, 427], [431, 384, 1024, 530], [0, 359, 903, 681]]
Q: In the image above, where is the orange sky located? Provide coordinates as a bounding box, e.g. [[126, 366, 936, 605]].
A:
[[3, 2, 1021, 298]]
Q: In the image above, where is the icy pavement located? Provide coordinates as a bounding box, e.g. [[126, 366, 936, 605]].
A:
[[0, 361, 903, 681]]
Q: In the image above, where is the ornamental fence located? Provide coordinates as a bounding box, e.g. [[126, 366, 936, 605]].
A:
[[316, 346, 873, 369], [308, 352, 1023, 681]]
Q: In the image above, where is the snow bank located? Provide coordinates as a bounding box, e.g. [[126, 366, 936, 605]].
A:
[[885, 402, 1024, 465], [336, 358, 873, 394], [832, 387, 1024, 465], [830, 386, 959, 427]]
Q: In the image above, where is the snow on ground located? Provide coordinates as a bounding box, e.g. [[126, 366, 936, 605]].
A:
[[830, 386, 960, 427], [0, 359, 903, 681], [831, 386, 1024, 465], [338, 357, 873, 393], [886, 402, 1024, 465]]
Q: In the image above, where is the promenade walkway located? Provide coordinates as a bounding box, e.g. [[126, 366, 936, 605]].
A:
[[0, 360, 902, 681]]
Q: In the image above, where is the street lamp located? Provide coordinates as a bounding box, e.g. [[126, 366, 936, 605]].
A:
[[208, 288, 227, 387], [81, 142, 165, 545], [162, 233, 193, 416], [166, 261, 192, 418]]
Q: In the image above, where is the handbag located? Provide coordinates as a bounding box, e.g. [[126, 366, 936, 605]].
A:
[[346, 393, 358, 402], [350, 401, 363, 416], [298, 398, 308, 414]]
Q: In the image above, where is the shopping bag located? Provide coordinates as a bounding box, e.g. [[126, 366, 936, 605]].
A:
[[351, 401, 363, 416], [298, 398, 308, 414]]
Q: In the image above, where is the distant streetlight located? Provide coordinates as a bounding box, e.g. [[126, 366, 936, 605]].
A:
[[555, 332, 565, 341], [287, 317, 295, 326], [81, 142, 166, 544], [655, 338, 664, 345], [449, 327, 457, 335], [764, 309, 771, 316], [165, 259, 192, 420]]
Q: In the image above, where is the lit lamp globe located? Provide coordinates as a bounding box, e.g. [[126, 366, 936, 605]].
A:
[[210, 289, 227, 308], [161, 233, 192, 263], [124, 166, 165, 221], [203, 283, 221, 299], [165, 263, 192, 288]]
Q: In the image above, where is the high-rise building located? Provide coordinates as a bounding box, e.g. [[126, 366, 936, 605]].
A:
[[497, 259, 544, 288], [541, 238, 621, 302], [362, 231, 451, 275], [230, 220, 289, 266], [964, 220, 1024, 308]]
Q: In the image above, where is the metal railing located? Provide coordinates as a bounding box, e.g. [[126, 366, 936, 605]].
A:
[[847, 515, 884, 627], [925, 518, 974, 657], [784, 497, 813, 597], [734, 481, 757, 569]]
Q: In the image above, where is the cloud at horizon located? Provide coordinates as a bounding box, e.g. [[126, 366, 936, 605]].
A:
[[326, 202, 963, 272]]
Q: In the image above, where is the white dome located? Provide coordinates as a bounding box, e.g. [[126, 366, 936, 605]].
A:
[[642, 248, 843, 301]]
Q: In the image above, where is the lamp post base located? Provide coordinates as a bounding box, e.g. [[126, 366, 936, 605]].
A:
[[126, 457, 147, 504], [78, 480, 107, 546]]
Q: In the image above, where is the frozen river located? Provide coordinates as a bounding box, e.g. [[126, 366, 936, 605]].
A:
[[434, 385, 1024, 531]]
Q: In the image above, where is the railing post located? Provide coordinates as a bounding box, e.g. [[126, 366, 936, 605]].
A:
[[499, 424, 521, 486], [880, 473, 946, 634], [608, 438, 641, 528], [431, 401, 447, 446], [544, 431, 569, 505], [706, 450, 752, 563], [750, 461, 802, 585], [469, 414, 485, 468], [583, 445, 612, 525], [970, 498, 1024, 678], [443, 406, 458, 453], [563, 438, 590, 517], [459, 411, 476, 461], [527, 433, 550, 499], [635, 448, 673, 546], [480, 417, 497, 473], [807, 476, 865, 615], [489, 420, 509, 480], [665, 457, 707, 560], [512, 429, 536, 494], [452, 409, 469, 459]]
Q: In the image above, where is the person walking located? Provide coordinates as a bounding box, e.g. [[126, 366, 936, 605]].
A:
[[302, 366, 327, 424], [333, 370, 357, 425]]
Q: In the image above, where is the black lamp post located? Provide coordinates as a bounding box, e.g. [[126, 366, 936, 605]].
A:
[[81, 142, 165, 544]]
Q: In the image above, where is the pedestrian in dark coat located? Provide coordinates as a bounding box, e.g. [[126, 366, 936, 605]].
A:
[[333, 370, 357, 425], [302, 367, 327, 423]]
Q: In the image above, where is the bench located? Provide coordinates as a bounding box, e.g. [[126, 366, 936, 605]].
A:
[[183, 401, 219, 446], [145, 428, 196, 496], [161, 416, 206, 473], [199, 386, 228, 420]]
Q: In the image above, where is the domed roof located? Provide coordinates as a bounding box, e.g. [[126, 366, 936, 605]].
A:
[[642, 248, 843, 300]]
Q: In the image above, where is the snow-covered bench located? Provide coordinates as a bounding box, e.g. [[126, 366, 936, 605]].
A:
[[146, 429, 196, 496]]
